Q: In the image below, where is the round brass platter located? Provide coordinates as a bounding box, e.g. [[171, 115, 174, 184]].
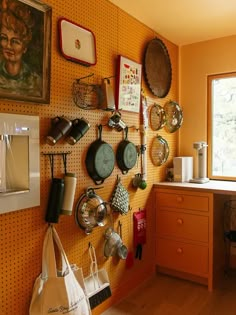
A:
[[144, 38, 172, 98]]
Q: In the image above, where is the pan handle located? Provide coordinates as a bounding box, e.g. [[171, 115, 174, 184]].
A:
[[124, 126, 128, 140], [97, 124, 103, 140]]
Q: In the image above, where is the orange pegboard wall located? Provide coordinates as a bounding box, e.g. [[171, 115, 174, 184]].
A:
[[0, 0, 179, 314]]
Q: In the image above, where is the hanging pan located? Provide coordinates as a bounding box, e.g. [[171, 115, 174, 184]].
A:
[[86, 124, 115, 185], [116, 127, 137, 174]]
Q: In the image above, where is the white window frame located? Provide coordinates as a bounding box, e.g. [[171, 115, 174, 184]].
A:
[[207, 72, 236, 181]]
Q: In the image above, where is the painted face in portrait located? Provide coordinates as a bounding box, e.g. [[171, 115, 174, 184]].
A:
[[0, 0, 49, 100], [0, 0, 34, 76], [0, 26, 27, 63]]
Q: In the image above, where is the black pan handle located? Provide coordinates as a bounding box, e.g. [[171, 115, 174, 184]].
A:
[[124, 126, 128, 140], [97, 124, 103, 140]]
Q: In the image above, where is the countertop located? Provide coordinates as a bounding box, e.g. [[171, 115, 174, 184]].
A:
[[153, 180, 236, 195]]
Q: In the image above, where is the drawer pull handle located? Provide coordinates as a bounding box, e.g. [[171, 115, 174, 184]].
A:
[[176, 247, 183, 254], [177, 218, 183, 225], [176, 196, 183, 203]]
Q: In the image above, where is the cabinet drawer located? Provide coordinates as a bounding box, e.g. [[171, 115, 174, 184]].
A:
[[157, 192, 209, 212], [157, 210, 208, 242], [156, 238, 208, 275]]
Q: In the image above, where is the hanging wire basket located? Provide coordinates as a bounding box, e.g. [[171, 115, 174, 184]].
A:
[[72, 76, 103, 110]]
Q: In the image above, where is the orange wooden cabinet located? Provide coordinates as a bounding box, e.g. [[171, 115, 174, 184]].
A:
[[155, 187, 227, 291]]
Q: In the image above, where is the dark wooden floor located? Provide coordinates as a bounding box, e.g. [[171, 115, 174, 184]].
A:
[[102, 271, 236, 315]]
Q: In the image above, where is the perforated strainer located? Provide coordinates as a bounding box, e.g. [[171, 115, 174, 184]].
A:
[[150, 135, 169, 166]]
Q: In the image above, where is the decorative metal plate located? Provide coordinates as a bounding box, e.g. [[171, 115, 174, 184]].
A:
[[164, 100, 183, 133], [150, 135, 169, 166], [149, 103, 166, 131], [144, 38, 172, 98]]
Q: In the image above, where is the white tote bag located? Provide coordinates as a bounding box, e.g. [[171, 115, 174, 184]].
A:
[[29, 225, 90, 315]]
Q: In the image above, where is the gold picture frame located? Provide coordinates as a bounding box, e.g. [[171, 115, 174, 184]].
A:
[[0, 0, 52, 104]]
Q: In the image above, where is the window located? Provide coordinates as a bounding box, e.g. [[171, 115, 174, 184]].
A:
[[208, 72, 236, 180]]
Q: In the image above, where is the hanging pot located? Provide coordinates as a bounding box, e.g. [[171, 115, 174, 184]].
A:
[[86, 125, 115, 185], [116, 127, 137, 174], [74, 187, 108, 235]]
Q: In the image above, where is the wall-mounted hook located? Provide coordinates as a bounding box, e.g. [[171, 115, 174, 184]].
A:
[[48, 154, 54, 180], [42, 151, 72, 156], [62, 153, 67, 174], [76, 73, 94, 83], [103, 75, 116, 84], [127, 125, 139, 131], [41, 152, 71, 179]]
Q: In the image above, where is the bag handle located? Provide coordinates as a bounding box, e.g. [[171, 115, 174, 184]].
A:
[[51, 225, 72, 274], [42, 225, 57, 278], [42, 225, 72, 278]]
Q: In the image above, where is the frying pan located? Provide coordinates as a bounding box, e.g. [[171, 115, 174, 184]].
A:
[[86, 124, 115, 185], [116, 127, 137, 174]]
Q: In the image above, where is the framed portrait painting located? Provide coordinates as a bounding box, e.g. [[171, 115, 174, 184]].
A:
[[115, 55, 142, 113], [0, 0, 52, 104]]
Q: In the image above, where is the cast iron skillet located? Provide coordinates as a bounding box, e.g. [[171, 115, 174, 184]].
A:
[[116, 127, 137, 174], [85, 125, 115, 185]]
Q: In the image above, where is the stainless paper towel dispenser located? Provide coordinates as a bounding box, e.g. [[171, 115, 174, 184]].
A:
[[0, 113, 40, 214]]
